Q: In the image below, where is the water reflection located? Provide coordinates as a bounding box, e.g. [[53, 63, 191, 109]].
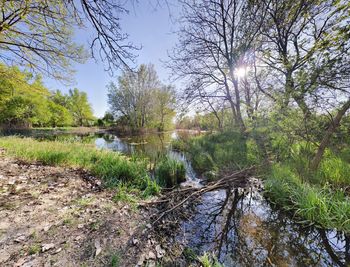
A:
[[179, 186, 350, 266], [2, 129, 349, 266]]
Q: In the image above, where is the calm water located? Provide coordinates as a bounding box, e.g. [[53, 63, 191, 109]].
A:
[[2, 129, 349, 266]]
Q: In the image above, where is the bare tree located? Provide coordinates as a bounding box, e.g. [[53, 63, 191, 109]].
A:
[[169, 0, 265, 134], [255, 0, 350, 117], [0, 0, 138, 80]]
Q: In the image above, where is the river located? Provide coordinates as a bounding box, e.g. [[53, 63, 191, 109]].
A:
[[2, 129, 349, 266]]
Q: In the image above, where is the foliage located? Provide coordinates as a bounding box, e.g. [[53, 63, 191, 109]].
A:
[[185, 132, 259, 174], [155, 156, 186, 187], [0, 64, 94, 128], [0, 0, 138, 78], [107, 64, 176, 131], [265, 163, 350, 233], [67, 88, 95, 126], [197, 253, 223, 267]]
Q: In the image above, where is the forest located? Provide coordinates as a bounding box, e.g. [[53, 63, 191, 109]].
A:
[[0, 0, 349, 267]]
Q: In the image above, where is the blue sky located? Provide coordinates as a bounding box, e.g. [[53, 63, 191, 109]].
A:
[[44, 1, 180, 117]]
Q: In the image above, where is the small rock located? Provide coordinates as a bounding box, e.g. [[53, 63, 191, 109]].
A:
[[42, 243, 55, 252], [14, 235, 26, 243], [155, 245, 165, 258], [43, 225, 51, 232], [95, 240, 102, 257], [0, 250, 10, 263], [132, 238, 139, 246], [147, 251, 156, 260], [53, 248, 62, 254], [146, 223, 152, 229], [74, 235, 83, 241], [77, 224, 84, 229]]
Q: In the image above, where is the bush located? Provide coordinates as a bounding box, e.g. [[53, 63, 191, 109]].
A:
[[155, 156, 186, 187]]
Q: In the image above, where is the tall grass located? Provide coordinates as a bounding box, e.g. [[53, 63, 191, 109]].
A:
[[175, 131, 261, 176], [265, 163, 350, 233], [0, 136, 159, 194], [155, 156, 186, 187]]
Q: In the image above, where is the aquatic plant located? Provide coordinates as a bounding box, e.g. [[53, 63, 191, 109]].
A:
[[155, 156, 186, 187]]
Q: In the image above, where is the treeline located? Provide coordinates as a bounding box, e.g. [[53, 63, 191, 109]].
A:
[[170, 0, 350, 170], [0, 65, 94, 128], [107, 64, 176, 131]]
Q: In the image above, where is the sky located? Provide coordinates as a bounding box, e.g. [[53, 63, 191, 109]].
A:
[[44, 1, 181, 118]]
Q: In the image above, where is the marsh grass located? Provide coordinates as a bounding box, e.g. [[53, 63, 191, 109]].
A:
[[0, 137, 159, 196], [266, 163, 350, 233], [155, 156, 186, 187], [175, 131, 261, 175]]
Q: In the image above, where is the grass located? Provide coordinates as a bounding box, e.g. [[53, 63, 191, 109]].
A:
[[28, 243, 41, 255], [172, 131, 261, 179], [0, 136, 159, 196], [155, 156, 186, 187], [175, 131, 350, 233], [197, 253, 223, 267], [265, 160, 350, 233]]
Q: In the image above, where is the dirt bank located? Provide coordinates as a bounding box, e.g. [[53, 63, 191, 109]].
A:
[[0, 151, 170, 267]]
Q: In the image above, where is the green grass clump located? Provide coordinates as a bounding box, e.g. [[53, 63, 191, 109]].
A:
[[317, 155, 350, 187], [0, 137, 156, 195], [265, 163, 350, 233], [185, 131, 259, 175], [171, 138, 188, 151], [28, 244, 41, 255], [198, 253, 223, 267], [155, 156, 186, 187]]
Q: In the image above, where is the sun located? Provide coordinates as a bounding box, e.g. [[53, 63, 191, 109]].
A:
[[234, 67, 248, 78]]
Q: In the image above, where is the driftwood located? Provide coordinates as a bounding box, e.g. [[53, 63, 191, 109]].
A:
[[142, 166, 256, 225]]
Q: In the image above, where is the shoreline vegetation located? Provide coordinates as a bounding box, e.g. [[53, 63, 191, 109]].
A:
[[0, 136, 161, 199], [172, 131, 350, 234]]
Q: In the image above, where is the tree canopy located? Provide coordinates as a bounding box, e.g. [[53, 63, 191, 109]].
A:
[[0, 64, 95, 128], [107, 64, 176, 131]]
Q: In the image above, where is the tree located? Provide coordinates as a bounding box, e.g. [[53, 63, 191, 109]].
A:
[[253, 0, 350, 169], [169, 0, 265, 134], [47, 101, 73, 127], [68, 88, 94, 126], [255, 0, 350, 118], [153, 85, 176, 131], [0, 0, 138, 79], [107, 64, 176, 131]]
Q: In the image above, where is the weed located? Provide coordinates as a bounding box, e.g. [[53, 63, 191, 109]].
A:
[[198, 252, 223, 267], [28, 243, 41, 255], [110, 252, 121, 267]]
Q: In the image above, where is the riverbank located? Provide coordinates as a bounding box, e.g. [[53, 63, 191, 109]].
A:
[[173, 131, 350, 234], [0, 138, 218, 266], [0, 152, 152, 266]]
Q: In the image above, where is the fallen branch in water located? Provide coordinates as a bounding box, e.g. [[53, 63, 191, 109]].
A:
[[145, 166, 256, 225]]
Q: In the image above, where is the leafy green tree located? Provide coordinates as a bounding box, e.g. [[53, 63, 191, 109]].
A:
[[47, 101, 73, 127], [0, 96, 35, 127], [68, 88, 95, 126], [107, 64, 176, 131]]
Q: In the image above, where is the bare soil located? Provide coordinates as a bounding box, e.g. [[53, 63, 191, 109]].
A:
[[0, 151, 168, 267]]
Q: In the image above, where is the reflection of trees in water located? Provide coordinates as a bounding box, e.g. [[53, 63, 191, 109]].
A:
[[188, 188, 349, 266]]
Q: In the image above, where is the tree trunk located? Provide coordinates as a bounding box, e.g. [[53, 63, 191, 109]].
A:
[[310, 99, 350, 171]]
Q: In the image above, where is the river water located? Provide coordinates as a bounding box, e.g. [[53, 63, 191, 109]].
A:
[[2, 130, 349, 266]]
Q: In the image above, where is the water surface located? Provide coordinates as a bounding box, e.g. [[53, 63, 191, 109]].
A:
[[2, 129, 349, 266]]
